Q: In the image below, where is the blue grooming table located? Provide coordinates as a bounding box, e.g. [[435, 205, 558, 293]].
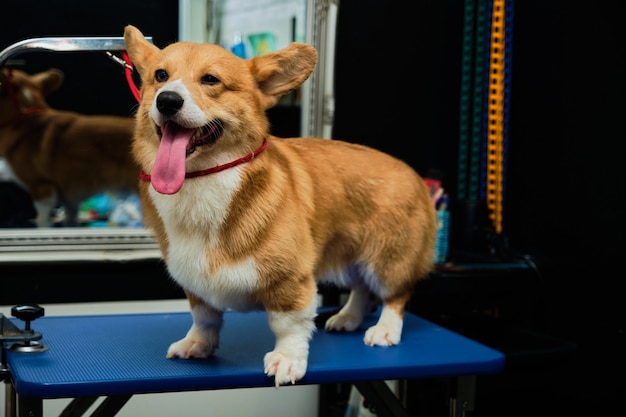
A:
[[2, 308, 504, 417]]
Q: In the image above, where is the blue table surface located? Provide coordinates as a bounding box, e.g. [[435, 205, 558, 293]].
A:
[[6, 308, 505, 399]]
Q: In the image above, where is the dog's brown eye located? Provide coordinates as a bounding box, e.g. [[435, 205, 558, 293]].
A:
[[155, 69, 168, 82], [201, 74, 219, 85]]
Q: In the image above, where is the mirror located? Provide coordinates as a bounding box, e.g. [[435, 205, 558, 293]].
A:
[[0, 0, 338, 262]]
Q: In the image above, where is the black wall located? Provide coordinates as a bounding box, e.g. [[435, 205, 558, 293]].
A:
[[333, 0, 463, 186]]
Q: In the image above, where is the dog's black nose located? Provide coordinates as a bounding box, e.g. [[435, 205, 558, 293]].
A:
[[156, 91, 184, 116]]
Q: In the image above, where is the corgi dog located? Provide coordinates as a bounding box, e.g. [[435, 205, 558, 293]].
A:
[[123, 24, 437, 386], [0, 67, 139, 226]]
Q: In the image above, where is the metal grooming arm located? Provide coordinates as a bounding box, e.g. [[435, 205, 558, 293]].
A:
[[0, 36, 153, 67]]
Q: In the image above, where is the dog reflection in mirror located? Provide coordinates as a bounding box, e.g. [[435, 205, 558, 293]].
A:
[[0, 67, 139, 227]]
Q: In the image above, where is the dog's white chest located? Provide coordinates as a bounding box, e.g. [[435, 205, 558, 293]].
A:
[[150, 176, 259, 311], [167, 237, 259, 311]]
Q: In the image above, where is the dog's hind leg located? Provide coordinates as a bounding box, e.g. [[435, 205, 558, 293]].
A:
[[363, 293, 410, 346], [264, 296, 317, 386], [324, 281, 371, 332]]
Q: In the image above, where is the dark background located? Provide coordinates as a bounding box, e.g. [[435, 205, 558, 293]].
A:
[[332, 0, 625, 415], [2, 1, 625, 416]]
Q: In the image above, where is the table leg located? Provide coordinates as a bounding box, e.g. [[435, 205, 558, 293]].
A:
[[353, 381, 410, 417], [4, 382, 16, 417], [13, 394, 131, 417], [449, 376, 476, 417], [59, 397, 99, 417], [17, 396, 42, 417], [88, 396, 132, 417]]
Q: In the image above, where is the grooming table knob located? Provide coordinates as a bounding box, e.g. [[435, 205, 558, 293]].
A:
[[11, 304, 45, 332], [6, 304, 47, 352]]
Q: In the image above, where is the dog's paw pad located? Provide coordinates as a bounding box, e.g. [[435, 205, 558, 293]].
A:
[[324, 313, 361, 332], [363, 324, 401, 347], [263, 351, 307, 387], [166, 337, 216, 359]]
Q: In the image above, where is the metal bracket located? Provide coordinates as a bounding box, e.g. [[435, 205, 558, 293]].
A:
[[1, 311, 47, 383]]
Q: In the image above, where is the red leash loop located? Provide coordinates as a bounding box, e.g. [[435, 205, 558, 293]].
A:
[[119, 51, 141, 103], [105, 50, 141, 102]]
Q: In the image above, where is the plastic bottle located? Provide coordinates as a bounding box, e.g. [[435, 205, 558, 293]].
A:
[[231, 31, 246, 58]]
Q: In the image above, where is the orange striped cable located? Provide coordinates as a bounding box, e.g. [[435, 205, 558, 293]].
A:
[[486, 0, 506, 233]]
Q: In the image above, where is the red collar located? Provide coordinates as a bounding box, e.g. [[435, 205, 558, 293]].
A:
[[140, 138, 269, 182]]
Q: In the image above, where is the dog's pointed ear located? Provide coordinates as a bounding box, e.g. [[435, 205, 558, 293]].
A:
[[124, 25, 160, 80], [248, 42, 317, 109], [32, 68, 64, 96]]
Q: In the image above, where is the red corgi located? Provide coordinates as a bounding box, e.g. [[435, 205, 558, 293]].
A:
[[124, 24, 437, 386]]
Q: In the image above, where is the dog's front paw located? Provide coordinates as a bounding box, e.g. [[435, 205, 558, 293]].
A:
[[363, 324, 401, 347], [166, 337, 217, 359], [264, 351, 308, 387]]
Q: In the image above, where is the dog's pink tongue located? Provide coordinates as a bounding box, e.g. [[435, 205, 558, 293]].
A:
[[151, 123, 193, 195]]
